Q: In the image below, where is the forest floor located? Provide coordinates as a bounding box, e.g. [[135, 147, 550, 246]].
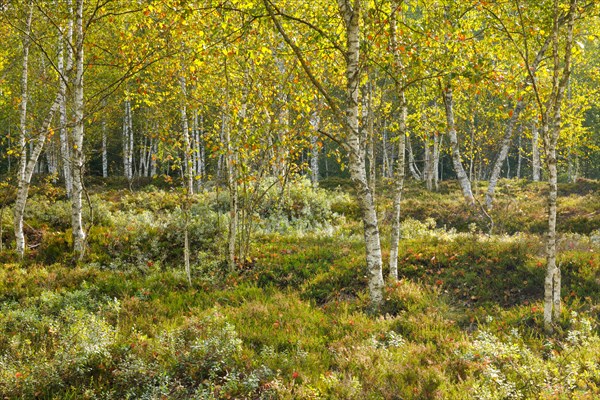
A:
[[0, 177, 599, 399]]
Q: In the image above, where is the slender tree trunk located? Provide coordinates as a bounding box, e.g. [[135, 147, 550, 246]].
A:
[[382, 121, 391, 178], [14, 1, 33, 256], [122, 108, 128, 178], [71, 0, 86, 259], [145, 137, 153, 177], [544, 137, 560, 329], [340, 0, 384, 307], [366, 82, 376, 195], [139, 136, 145, 177], [442, 84, 474, 205], [542, 0, 576, 331], [424, 136, 433, 190], [516, 125, 522, 179], [14, 97, 62, 257], [309, 103, 320, 188], [192, 109, 202, 189], [532, 122, 541, 181], [388, 5, 407, 281], [469, 117, 474, 182], [389, 95, 406, 281], [128, 102, 134, 177], [102, 113, 108, 178], [179, 76, 194, 195], [223, 63, 241, 271], [266, 0, 383, 307], [17, 1, 33, 185], [123, 100, 134, 180], [223, 106, 237, 271], [61, 0, 74, 197], [46, 138, 58, 179], [197, 114, 205, 182], [433, 133, 440, 191], [183, 217, 192, 285], [150, 139, 157, 177], [406, 135, 421, 180]]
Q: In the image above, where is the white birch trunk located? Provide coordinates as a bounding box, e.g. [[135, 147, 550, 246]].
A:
[[191, 109, 199, 184], [516, 125, 522, 179], [197, 114, 205, 182], [433, 133, 440, 191], [150, 139, 157, 177], [265, 0, 383, 307], [102, 114, 108, 178], [123, 100, 134, 180], [46, 138, 58, 179], [443, 85, 474, 206], [274, 52, 289, 180], [309, 106, 320, 187], [128, 102, 134, 177], [179, 76, 194, 195], [14, 96, 62, 257], [367, 83, 376, 195], [406, 135, 421, 180], [122, 108, 129, 179], [532, 122, 541, 181], [424, 137, 433, 190], [389, 95, 406, 281], [388, 6, 407, 281], [17, 1, 33, 185], [61, 0, 74, 197], [71, 0, 86, 259], [223, 105, 238, 271], [382, 122, 392, 179], [542, 0, 576, 330], [145, 138, 153, 177], [339, 0, 384, 307], [14, 1, 33, 256]]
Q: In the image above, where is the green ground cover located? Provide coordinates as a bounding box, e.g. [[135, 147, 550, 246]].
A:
[[0, 178, 598, 399]]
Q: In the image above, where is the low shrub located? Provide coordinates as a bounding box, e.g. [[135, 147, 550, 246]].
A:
[[463, 314, 600, 399]]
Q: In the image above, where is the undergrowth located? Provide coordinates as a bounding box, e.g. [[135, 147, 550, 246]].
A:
[[0, 178, 599, 398]]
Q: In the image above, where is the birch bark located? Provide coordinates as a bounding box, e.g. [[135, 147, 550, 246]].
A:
[[532, 122, 541, 181], [265, 0, 384, 307], [442, 84, 474, 205], [14, 1, 33, 256], [179, 76, 194, 195], [309, 103, 320, 188], [388, 5, 407, 280], [60, 0, 74, 197], [541, 0, 576, 330], [339, 0, 384, 306], [70, 0, 86, 259], [406, 135, 421, 180], [433, 133, 440, 191], [102, 113, 108, 178], [14, 97, 62, 257], [17, 1, 33, 185]]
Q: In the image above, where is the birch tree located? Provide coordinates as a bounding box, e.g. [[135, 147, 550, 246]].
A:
[[70, 0, 86, 259], [388, 2, 407, 281], [265, 0, 385, 306]]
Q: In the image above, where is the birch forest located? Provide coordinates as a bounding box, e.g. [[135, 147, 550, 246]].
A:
[[0, 0, 600, 398]]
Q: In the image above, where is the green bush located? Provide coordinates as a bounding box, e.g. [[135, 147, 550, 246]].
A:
[[463, 314, 600, 398]]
